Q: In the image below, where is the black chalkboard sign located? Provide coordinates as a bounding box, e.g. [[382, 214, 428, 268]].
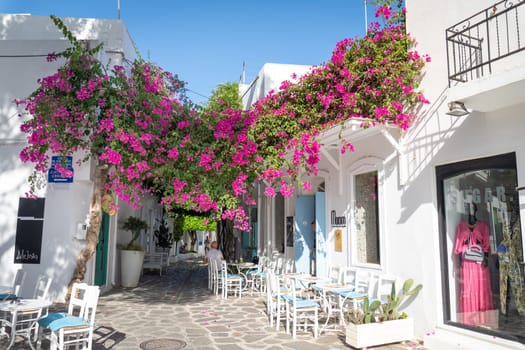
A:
[[14, 219, 44, 264], [14, 198, 45, 264], [17, 197, 45, 218]]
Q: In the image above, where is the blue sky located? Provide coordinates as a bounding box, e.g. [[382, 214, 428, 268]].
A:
[[1, 0, 374, 105]]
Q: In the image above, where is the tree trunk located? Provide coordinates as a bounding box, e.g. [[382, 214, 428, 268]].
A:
[[190, 230, 197, 251], [219, 219, 236, 261], [66, 164, 108, 301]]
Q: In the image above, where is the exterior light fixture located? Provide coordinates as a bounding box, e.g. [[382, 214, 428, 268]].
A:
[[446, 101, 470, 117]]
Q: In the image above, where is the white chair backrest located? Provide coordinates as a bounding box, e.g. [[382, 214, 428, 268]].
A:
[[221, 260, 228, 279], [268, 258, 277, 273], [211, 259, 219, 278], [68, 283, 90, 317], [267, 270, 277, 295], [12, 269, 26, 295], [375, 274, 399, 302], [285, 277, 299, 305], [258, 256, 267, 272], [354, 270, 373, 297], [339, 267, 356, 287], [328, 266, 342, 284], [33, 275, 52, 300], [283, 258, 295, 274], [83, 285, 100, 323]]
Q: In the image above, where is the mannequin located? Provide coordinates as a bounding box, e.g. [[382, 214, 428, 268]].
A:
[[454, 203, 493, 324], [497, 210, 525, 316]]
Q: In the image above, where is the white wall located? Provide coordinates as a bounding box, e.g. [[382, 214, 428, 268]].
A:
[[402, 1, 525, 348]]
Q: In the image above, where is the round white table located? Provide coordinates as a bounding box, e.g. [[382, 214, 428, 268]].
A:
[[0, 298, 52, 350], [227, 262, 257, 291]]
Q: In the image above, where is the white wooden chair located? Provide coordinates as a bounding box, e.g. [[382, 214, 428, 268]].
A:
[[328, 265, 342, 284], [31, 275, 53, 341], [373, 274, 400, 304], [266, 270, 287, 330], [0, 270, 26, 300], [209, 259, 223, 297], [2, 305, 43, 350], [38, 284, 100, 350], [221, 261, 243, 299], [284, 277, 320, 339], [33, 275, 52, 300], [334, 269, 373, 319], [246, 256, 268, 295], [207, 259, 213, 291]]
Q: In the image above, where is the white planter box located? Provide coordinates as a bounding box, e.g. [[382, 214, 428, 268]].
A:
[[345, 318, 414, 349]]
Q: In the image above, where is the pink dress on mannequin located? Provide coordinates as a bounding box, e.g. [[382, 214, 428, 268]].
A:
[[454, 220, 494, 324]]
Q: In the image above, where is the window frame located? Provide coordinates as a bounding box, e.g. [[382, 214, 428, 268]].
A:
[[348, 156, 385, 269], [436, 152, 524, 344]]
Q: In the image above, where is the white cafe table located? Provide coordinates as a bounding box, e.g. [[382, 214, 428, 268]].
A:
[[312, 283, 355, 334], [0, 298, 52, 350], [227, 262, 256, 291]]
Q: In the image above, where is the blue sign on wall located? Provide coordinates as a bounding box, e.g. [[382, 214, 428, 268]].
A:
[[48, 155, 74, 183]]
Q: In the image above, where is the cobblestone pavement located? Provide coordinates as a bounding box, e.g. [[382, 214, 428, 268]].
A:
[[1, 258, 426, 349]]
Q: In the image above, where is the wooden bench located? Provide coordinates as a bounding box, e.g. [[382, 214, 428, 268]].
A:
[[142, 253, 164, 276]]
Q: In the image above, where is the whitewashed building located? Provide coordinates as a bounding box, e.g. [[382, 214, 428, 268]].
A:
[[245, 1, 525, 348], [0, 14, 163, 302]]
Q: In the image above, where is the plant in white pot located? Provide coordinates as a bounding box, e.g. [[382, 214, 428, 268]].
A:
[[119, 216, 148, 288], [346, 278, 423, 349]]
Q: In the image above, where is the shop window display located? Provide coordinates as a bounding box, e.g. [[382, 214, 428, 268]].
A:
[[437, 153, 525, 343]]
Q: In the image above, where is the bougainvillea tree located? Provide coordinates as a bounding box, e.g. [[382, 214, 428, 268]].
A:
[[244, 3, 429, 197], [18, 2, 428, 291], [155, 1, 429, 230], [18, 16, 197, 291]]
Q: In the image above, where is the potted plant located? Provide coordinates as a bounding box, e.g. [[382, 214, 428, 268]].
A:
[[345, 278, 422, 349], [154, 219, 174, 251], [119, 216, 148, 288]]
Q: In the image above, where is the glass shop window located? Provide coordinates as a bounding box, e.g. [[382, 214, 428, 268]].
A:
[[354, 170, 380, 265], [437, 153, 525, 343]]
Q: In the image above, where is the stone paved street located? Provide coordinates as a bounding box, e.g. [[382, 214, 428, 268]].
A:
[[1, 258, 427, 349]]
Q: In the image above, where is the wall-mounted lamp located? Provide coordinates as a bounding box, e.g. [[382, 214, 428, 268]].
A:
[[446, 101, 470, 117]]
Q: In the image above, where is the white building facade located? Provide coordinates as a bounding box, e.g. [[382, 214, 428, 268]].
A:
[[0, 14, 163, 302], [246, 1, 525, 348]]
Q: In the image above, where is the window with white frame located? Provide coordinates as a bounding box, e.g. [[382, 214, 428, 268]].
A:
[[353, 170, 380, 265], [347, 156, 384, 268]]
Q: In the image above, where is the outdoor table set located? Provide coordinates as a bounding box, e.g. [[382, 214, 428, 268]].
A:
[[0, 297, 52, 350], [0, 270, 52, 350], [268, 270, 372, 338]]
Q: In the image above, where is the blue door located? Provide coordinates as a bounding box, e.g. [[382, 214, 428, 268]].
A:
[[294, 196, 315, 274]]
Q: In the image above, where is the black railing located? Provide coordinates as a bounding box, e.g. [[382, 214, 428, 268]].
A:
[[446, 0, 525, 86]]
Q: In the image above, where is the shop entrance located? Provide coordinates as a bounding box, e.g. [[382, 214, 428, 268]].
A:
[[437, 152, 525, 343]]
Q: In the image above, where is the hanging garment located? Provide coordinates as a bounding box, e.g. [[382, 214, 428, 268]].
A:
[[454, 220, 494, 322], [497, 217, 525, 316]]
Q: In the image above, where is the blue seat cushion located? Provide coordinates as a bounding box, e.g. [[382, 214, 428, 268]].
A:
[[334, 290, 366, 299], [0, 293, 17, 300], [283, 296, 319, 308], [38, 312, 68, 328], [38, 313, 88, 332], [247, 271, 265, 276], [226, 274, 242, 279], [295, 299, 319, 308]]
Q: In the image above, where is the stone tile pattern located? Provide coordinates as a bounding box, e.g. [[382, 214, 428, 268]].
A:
[[1, 258, 426, 349]]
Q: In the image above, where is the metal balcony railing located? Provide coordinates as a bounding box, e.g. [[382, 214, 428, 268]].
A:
[[446, 0, 525, 86]]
